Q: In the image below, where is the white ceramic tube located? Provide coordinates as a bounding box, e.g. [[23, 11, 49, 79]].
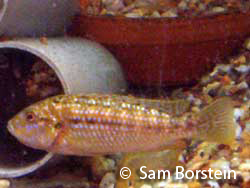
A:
[[0, 37, 127, 178], [0, 37, 127, 94]]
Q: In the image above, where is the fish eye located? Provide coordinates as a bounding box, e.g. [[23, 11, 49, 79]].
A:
[[199, 151, 205, 158], [54, 122, 63, 129], [25, 112, 36, 122]]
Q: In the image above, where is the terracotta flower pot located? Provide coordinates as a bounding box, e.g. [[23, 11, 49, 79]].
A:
[[70, 12, 250, 86]]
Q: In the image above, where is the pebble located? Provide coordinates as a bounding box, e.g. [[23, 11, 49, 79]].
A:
[[245, 122, 250, 131], [206, 180, 220, 188], [202, 81, 220, 95], [243, 38, 250, 50], [231, 157, 241, 169], [210, 158, 230, 171], [234, 108, 245, 121], [241, 171, 250, 181], [216, 64, 232, 74], [0, 180, 10, 188], [125, 12, 143, 18], [164, 183, 188, 188], [239, 163, 250, 172], [89, 156, 116, 180], [99, 173, 116, 188], [210, 6, 227, 14], [152, 181, 166, 188], [235, 65, 250, 73], [236, 81, 249, 90], [161, 9, 178, 18], [231, 55, 247, 65], [187, 181, 201, 188], [140, 184, 152, 188], [151, 11, 161, 18], [178, 1, 188, 10], [186, 94, 195, 102], [235, 123, 242, 139], [193, 98, 202, 107]]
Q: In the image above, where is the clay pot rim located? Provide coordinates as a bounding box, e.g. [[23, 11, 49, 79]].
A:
[[74, 11, 250, 45], [79, 10, 249, 22]]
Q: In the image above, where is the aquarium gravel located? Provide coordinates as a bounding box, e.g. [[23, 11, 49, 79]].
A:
[[80, 0, 250, 18], [103, 38, 249, 188], [99, 38, 250, 188], [134, 38, 250, 188]]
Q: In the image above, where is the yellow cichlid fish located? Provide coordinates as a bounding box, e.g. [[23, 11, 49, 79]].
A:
[[7, 94, 235, 156]]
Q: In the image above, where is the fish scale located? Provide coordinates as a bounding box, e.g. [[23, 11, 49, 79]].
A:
[[8, 94, 235, 156]]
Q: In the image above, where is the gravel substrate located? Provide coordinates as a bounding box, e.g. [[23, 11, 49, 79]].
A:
[[125, 38, 250, 188], [80, 0, 250, 18]]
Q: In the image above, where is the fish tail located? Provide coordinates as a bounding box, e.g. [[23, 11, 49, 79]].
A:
[[196, 97, 236, 145]]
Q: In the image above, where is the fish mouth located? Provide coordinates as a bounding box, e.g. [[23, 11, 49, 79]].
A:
[[7, 121, 15, 135]]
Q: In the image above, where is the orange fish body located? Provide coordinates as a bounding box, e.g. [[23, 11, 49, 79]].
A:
[[8, 94, 235, 156]]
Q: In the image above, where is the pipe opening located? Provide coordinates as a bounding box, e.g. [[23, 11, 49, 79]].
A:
[[0, 48, 64, 169]]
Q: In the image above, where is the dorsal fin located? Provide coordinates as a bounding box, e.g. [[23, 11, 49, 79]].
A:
[[122, 96, 191, 116], [76, 94, 191, 116]]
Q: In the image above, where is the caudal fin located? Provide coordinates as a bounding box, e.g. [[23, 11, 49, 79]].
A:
[[196, 97, 235, 145]]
